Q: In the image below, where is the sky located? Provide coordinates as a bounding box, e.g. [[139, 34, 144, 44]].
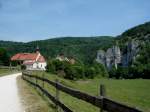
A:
[[0, 0, 150, 42]]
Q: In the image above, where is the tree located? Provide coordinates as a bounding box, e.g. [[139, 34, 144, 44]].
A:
[[46, 60, 56, 73], [93, 61, 108, 77], [64, 65, 76, 80], [0, 48, 10, 66], [85, 67, 96, 79], [117, 66, 129, 79], [108, 66, 117, 78]]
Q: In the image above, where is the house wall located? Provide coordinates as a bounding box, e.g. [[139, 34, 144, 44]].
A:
[[26, 64, 33, 70], [32, 62, 46, 70], [37, 62, 46, 70]]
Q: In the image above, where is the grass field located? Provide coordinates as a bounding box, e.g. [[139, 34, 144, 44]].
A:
[[17, 76, 56, 112], [26, 71, 150, 112], [0, 68, 19, 77]]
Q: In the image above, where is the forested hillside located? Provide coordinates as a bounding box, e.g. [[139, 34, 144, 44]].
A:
[[0, 21, 150, 78], [114, 22, 150, 78], [0, 36, 114, 64]]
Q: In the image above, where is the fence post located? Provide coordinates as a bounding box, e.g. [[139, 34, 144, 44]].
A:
[[100, 84, 106, 112], [42, 73, 45, 95], [56, 79, 60, 112], [42, 73, 45, 88], [22, 72, 24, 79], [36, 74, 38, 89]]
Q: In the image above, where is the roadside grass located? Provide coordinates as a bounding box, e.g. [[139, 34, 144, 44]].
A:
[[27, 71, 150, 112], [0, 68, 19, 77], [17, 76, 56, 112]]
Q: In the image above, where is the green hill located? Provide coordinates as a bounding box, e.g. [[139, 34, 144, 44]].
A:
[[0, 36, 114, 64], [116, 21, 150, 78]]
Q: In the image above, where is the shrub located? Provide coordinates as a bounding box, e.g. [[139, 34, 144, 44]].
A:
[[64, 65, 76, 80], [93, 61, 108, 77], [46, 60, 55, 73], [108, 66, 117, 78], [21, 64, 26, 70], [85, 67, 96, 79], [73, 66, 85, 79]]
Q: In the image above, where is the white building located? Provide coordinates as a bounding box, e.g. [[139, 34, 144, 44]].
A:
[[11, 48, 47, 70]]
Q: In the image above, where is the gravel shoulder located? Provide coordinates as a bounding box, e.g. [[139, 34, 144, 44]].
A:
[[17, 75, 56, 112], [0, 73, 23, 112]]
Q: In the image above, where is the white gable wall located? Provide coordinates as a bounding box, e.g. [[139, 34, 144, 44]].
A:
[[27, 62, 46, 70], [37, 62, 47, 70]]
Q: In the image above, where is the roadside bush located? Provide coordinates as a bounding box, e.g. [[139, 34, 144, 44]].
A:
[[21, 64, 26, 70]]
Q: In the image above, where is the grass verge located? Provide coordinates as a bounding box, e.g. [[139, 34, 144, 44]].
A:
[[0, 68, 19, 77], [25, 71, 150, 112], [17, 75, 56, 112]]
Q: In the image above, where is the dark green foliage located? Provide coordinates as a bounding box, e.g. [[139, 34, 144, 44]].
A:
[[117, 66, 129, 79], [92, 61, 108, 77], [46, 60, 56, 73], [0, 48, 10, 66], [84, 67, 96, 79], [46, 59, 107, 80], [64, 65, 76, 80], [21, 64, 26, 70], [72, 66, 85, 79], [108, 42, 150, 79], [108, 66, 117, 78], [11, 61, 18, 66], [113, 21, 150, 79], [131, 42, 150, 78], [122, 22, 150, 37], [109, 66, 130, 79], [0, 36, 114, 64]]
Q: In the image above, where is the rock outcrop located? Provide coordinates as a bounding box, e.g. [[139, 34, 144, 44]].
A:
[[96, 39, 139, 69], [96, 45, 121, 70], [122, 40, 139, 66]]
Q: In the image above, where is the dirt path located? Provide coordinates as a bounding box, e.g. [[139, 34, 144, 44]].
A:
[[17, 75, 55, 112], [0, 73, 23, 112]]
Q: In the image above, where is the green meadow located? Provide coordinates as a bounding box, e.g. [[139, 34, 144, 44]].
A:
[[0, 68, 19, 77], [25, 71, 150, 112]]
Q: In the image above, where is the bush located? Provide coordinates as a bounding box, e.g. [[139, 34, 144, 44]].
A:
[[117, 66, 129, 79], [74, 66, 85, 79], [0, 48, 10, 66], [21, 64, 26, 70], [46, 60, 56, 73], [46, 59, 107, 80], [85, 67, 96, 79], [108, 66, 117, 78], [93, 61, 108, 77], [64, 65, 76, 80]]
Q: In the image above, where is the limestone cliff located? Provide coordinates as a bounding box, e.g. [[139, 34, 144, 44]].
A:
[[96, 45, 121, 70], [96, 39, 139, 69]]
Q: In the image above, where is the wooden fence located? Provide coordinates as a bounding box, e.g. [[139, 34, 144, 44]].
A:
[[0, 66, 18, 69], [22, 71, 142, 112]]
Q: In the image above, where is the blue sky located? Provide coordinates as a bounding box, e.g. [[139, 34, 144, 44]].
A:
[[0, 0, 150, 42]]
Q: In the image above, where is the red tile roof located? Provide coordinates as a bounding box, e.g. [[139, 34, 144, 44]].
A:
[[11, 53, 43, 61]]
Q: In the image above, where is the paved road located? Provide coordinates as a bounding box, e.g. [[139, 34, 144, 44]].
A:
[[0, 73, 24, 112]]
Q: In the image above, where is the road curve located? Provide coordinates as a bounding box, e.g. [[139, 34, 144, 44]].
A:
[[0, 73, 24, 112]]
